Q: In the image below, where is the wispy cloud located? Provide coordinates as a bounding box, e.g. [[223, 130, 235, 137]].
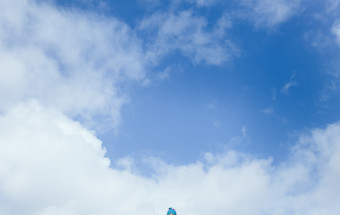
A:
[[139, 10, 236, 65], [156, 67, 172, 81], [206, 100, 218, 111], [332, 20, 340, 46], [238, 0, 302, 28], [272, 88, 277, 100], [261, 107, 274, 114], [186, 0, 221, 7], [241, 125, 247, 137], [327, 0, 340, 11], [281, 74, 298, 95], [304, 1, 340, 102], [261, 107, 288, 124], [281, 81, 298, 94], [211, 119, 222, 128]]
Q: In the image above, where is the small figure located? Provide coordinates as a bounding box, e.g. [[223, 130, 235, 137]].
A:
[[167, 207, 177, 215]]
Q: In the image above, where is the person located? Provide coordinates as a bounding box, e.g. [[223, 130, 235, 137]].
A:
[[167, 207, 176, 215]]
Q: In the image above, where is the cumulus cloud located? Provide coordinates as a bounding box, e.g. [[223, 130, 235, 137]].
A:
[[0, 103, 148, 214], [1, 103, 340, 214], [139, 10, 236, 65], [0, 0, 147, 129], [239, 0, 301, 28], [1, 0, 340, 215]]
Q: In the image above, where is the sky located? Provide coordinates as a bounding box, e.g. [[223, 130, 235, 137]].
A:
[[1, 0, 340, 214]]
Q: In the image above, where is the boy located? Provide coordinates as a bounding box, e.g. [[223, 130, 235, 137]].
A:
[[167, 208, 176, 215]]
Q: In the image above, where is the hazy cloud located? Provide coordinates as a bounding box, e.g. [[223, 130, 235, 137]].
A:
[[281, 74, 298, 95], [281, 81, 298, 94], [206, 100, 217, 111], [241, 125, 247, 137], [327, 0, 340, 11], [272, 88, 277, 100], [186, 0, 220, 7], [261, 107, 274, 114], [139, 10, 235, 65], [239, 0, 301, 28], [211, 119, 222, 128], [332, 20, 340, 46]]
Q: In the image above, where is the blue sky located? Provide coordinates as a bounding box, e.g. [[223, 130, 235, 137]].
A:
[[1, 0, 340, 214], [85, 0, 340, 165]]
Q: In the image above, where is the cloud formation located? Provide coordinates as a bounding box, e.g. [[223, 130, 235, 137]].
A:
[[1, 1, 340, 215], [239, 0, 301, 28], [1, 103, 340, 214], [0, 0, 147, 129], [327, 0, 340, 11], [186, 0, 220, 7], [139, 10, 236, 65], [332, 20, 340, 46], [281, 81, 298, 95]]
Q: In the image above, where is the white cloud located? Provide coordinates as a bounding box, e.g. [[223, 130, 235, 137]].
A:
[[239, 0, 301, 28], [186, 0, 220, 7], [156, 67, 172, 81], [1, 103, 340, 214], [1, 1, 340, 215], [304, 30, 334, 54], [272, 88, 277, 100], [304, 2, 340, 95], [139, 10, 235, 65], [281, 81, 298, 95], [241, 125, 247, 137], [262, 107, 274, 114], [327, 0, 340, 11], [211, 119, 222, 128], [332, 20, 340, 46], [261, 107, 288, 124], [0, 0, 147, 129], [206, 100, 217, 110]]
